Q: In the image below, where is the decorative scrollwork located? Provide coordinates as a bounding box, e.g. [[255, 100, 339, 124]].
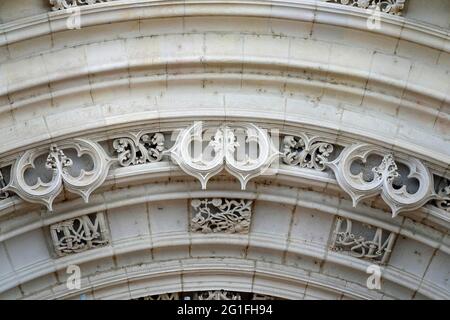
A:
[[197, 290, 242, 300], [0, 171, 9, 200], [326, 144, 433, 217], [326, 0, 405, 15], [49, 0, 114, 10], [434, 184, 450, 212], [331, 217, 396, 264], [191, 198, 252, 234], [372, 154, 399, 182], [50, 212, 110, 256], [113, 133, 165, 166], [136, 291, 280, 300], [167, 122, 280, 190], [5, 139, 113, 211], [282, 135, 334, 171]]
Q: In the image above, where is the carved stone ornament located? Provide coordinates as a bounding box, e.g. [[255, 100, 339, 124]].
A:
[[434, 184, 450, 212], [0, 123, 447, 217], [49, 0, 114, 10], [282, 134, 334, 171], [113, 132, 165, 166], [326, 144, 434, 217], [331, 217, 396, 264], [137, 290, 279, 300], [0, 171, 9, 200], [167, 122, 280, 190], [326, 0, 405, 15], [4, 139, 113, 211], [191, 198, 252, 234], [50, 212, 109, 256]]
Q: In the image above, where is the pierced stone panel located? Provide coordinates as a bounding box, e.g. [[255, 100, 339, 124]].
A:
[[282, 135, 335, 171], [326, 144, 433, 217], [431, 177, 450, 212], [5, 139, 113, 211], [0, 170, 9, 200], [50, 212, 110, 257], [136, 290, 280, 300], [0, 122, 448, 218], [113, 132, 165, 166], [330, 217, 396, 264], [168, 122, 280, 190], [325, 0, 405, 15], [49, 0, 115, 10], [190, 198, 253, 234]]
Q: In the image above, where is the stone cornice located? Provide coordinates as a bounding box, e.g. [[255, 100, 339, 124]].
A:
[[0, 0, 448, 50]]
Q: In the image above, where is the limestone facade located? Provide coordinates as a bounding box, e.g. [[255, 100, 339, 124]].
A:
[[0, 0, 449, 300]]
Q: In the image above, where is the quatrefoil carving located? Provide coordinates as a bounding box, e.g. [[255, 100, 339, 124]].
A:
[[167, 122, 280, 190], [326, 144, 434, 217], [5, 139, 113, 211]]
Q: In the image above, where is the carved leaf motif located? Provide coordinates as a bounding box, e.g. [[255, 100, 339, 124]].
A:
[[0, 171, 9, 200], [136, 291, 278, 300], [191, 198, 253, 234], [372, 154, 399, 183], [113, 133, 165, 167], [49, 0, 114, 10], [282, 135, 334, 171], [434, 185, 450, 212], [326, 0, 405, 15]]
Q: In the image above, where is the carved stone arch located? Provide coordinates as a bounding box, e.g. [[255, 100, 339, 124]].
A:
[[1, 0, 449, 300]]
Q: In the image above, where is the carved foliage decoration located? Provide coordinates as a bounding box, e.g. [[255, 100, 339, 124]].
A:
[[50, 212, 109, 256], [0, 171, 9, 200], [331, 217, 396, 264], [196, 290, 242, 300], [137, 291, 279, 300], [113, 132, 165, 167], [434, 183, 450, 212], [0, 123, 448, 218], [325, 144, 433, 217], [5, 139, 113, 211], [191, 198, 252, 234], [326, 0, 405, 15], [49, 0, 114, 10], [282, 134, 334, 171], [168, 122, 280, 190]]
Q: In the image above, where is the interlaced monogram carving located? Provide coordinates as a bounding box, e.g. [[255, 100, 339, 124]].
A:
[[282, 135, 334, 171], [113, 133, 165, 167], [50, 212, 109, 256], [331, 217, 396, 264], [326, 0, 405, 15], [191, 198, 252, 234]]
